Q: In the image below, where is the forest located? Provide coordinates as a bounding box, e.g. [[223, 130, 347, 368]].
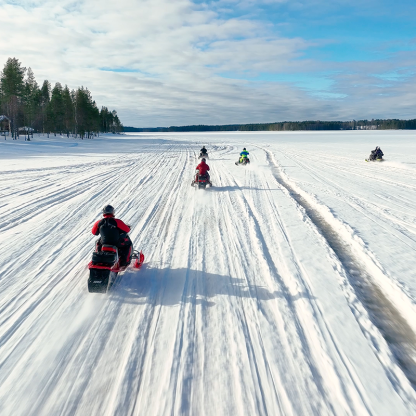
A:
[[0, 57, 123, 139]]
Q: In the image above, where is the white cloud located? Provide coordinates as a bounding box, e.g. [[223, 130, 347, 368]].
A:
[[0, 0, 415, 126]]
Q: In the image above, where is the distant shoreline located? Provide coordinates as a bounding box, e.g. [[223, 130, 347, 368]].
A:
[[124, 119, 416, 132]]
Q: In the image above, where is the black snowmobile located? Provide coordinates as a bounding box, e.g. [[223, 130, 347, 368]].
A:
[[198, 147, 209, 159], [366, 146, 384, 162], [88, 220, 144, 294]]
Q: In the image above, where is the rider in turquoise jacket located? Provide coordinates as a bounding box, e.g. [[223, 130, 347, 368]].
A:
[[239, 148, 249, 163]]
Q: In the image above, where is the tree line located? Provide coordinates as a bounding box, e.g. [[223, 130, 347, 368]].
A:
[[0, 57, 123, 139], [125, 119, 416, 132]]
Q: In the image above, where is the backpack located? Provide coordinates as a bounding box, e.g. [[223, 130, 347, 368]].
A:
[[99, 218, 120, 245]]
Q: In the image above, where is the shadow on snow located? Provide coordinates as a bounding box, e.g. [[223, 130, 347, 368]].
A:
[[210, 185, 281, 192], [108, 264, 314, 306]]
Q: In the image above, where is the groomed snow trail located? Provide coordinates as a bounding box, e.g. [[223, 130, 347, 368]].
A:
[[0, 133, 415, 416]]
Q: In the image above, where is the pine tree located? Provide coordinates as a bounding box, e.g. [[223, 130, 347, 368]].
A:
[[48, 82, 65, 135], [111, 110, 122, 133], [74, 87, 91, 138], [0, 57, 26, 138], [62, 85, 74, 136], [88, 99, 100, 138], [23, 67, 39, 138], [40, 80, 50, 134], [100, 106, 110, 132]]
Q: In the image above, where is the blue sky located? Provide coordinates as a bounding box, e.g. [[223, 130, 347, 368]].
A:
[[1, 0, 416, 126], [207, 0, 416, 81]]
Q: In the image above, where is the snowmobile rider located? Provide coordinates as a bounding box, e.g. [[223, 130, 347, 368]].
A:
[[239, 148, 249, 163], [200, 146, 208, 158], [91, 205, 133, 267], [375, 146, 384, 159], [195, 158, 212, 185], [369, 146, 384, 161]]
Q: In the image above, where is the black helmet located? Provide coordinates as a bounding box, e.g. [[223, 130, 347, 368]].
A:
[[243, 148, 246, 150], [202, 157, 206, 162], [102, 204, 115, 215], [202, 146, 206, 148]]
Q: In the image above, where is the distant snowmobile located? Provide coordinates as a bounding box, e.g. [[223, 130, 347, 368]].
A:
[[199, 146, 209, 159], [235, 148, 250, 165], [366, 146, 384, 162]]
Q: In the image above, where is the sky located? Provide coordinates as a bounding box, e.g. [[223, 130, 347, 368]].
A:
[[0, 0, 416, 127]]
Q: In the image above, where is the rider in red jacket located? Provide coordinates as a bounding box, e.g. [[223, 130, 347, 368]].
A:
[[92, 205, 133, 267], [194, 158, 212, 185]]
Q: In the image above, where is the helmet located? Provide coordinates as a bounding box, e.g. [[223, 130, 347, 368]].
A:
[[243, 148, 246, 150], [202, 146, 206, 148], [201, 158, 206, 162], [102, 204, 115, 215]]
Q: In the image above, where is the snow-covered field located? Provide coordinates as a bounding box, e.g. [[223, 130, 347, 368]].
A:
[[1, 131, 416, 415]]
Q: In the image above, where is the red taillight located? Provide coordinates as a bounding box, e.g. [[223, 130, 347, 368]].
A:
[[102, 246, 116, 252]]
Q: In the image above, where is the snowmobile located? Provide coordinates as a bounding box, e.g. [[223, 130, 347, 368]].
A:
[[88, 243, 144, 293], [365, 146, 384, 162], [235, 157, 250, 166], [191, 173, 212, 189], [199, 152, 209, 159], [365, 147, 384, 162]]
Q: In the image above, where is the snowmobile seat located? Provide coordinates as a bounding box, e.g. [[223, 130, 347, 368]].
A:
[[92, 251, 117, 264]]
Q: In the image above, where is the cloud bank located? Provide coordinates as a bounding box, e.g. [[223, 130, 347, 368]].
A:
[[1, 0, 415, 126]]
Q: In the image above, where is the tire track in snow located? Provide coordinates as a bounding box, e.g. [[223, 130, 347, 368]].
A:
[[1, 137, 414, 415], [284, 148, 416, 191], [281, 150, 416, 243], [227, 161, 361, 414], [211, 153, 335, 415], [66, 143, 193, 415], [229, 149, 406, 413], [0, 143, 193, 416], [105, 144, 195, 416], [262, 147, 416, 390]]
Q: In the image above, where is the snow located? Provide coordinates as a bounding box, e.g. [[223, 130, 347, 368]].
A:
[[1, 131, 416, 415]]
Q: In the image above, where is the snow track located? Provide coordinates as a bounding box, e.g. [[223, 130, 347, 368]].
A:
[[262, 147, 416, 390], [0, 133, 416, 415]]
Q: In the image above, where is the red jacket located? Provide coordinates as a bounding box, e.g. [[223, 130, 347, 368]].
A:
[[196, 161, 210, 176], [92, 214, 130, 235]]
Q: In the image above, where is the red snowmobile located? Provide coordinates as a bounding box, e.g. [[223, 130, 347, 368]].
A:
[[191, 173, 212, 189], [191, 159, 212, 189], [88, 244, 144, 293]]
